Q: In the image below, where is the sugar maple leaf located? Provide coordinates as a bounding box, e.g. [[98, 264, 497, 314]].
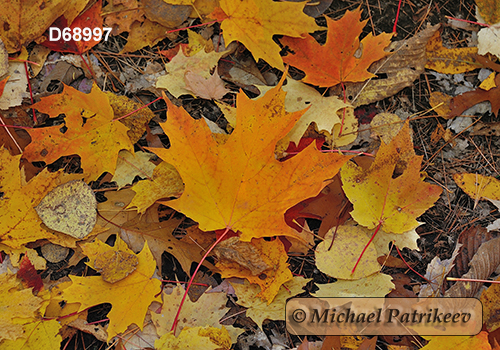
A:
[[0, 148, 80, 249], [23, 84, 133, 181], [341, 121, 442, 234], [209, 0, 321, 70], [149, 81, 351, 243], [58, 239, 161, 341], [281, 7, 393, 87]]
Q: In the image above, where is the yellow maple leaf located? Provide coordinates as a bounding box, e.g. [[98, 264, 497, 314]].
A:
[[151, 287, 229, 335], [0, 148, 80, 249], [0, 273, 43, 342], [58, 240, 161, 341], [80, 236, 139, 283], [209, 0, 320, 70], [127, 162, 184, 214], [231, 277, 311, 326], [216, 238, 293, 303], [149, 81, 351, 243], [155, 326, 231, 350], [340, 121, 442, 234], [23, 84, 134, 181], [0, 319, 61, 350]]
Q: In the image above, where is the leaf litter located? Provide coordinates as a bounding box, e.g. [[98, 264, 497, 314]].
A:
[[3, 0, 500, 349]]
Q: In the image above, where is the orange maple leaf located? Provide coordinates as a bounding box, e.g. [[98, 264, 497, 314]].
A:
[[281, 7, 393, 87], [149, 81, 351, 243], [23, 84, 133, 181]]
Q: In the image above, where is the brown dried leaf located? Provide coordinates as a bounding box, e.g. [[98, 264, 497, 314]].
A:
[[448, 225, 499, 280], [445, 236, 500, 298], [329, 24, 439, 107], [449, 73, 500, 117]]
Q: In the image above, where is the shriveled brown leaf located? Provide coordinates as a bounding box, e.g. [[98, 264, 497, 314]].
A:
[[329, 24, 439, 107], [448, 225, 499, 281], [445, 236, 500, 297]]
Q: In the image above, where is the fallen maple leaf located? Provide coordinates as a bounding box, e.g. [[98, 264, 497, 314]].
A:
[[81, 236, 139, 283], [209, 0, 320, 70], [281, 7, 393, 87], [151, 288, 232, 337], [0, 319, 62, 350], [341, 121, 442, 234], [23, 84, 134, 181], [0, 148, 80, 249], [316, 225, 381, 280], [313, 273, 394, 297], [58, 239, 162, 341], [102, 0, 145, 35], [126, 161, 184, 214], [149, 81, 351, 243], [476, 0, 500, 25]]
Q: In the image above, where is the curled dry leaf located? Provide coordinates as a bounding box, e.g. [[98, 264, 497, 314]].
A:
[[329, 24, 439, 107], [445, 236, 500, 298]]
